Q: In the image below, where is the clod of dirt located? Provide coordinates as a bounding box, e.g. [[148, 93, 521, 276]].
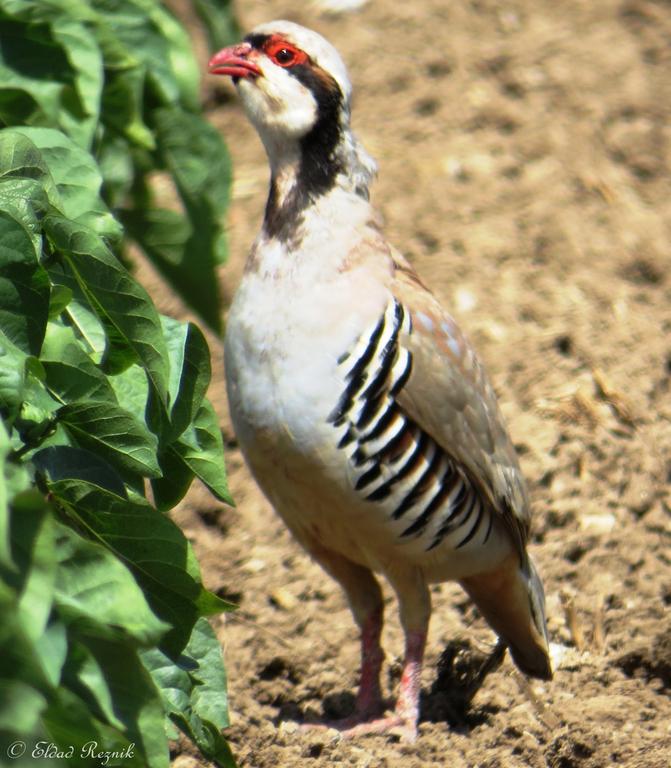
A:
[[545, 732, 596, 768], [615, 622, 671, 690], [423, 639, 501, 728], [258, 656, 302, 684]]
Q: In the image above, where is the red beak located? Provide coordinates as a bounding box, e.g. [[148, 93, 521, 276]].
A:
[[208, 43, 262, 79]]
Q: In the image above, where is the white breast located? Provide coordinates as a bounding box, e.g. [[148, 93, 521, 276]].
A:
[[224, 231, 388, 462]]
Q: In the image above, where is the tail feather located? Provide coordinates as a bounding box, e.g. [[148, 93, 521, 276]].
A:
[[461, 554, 552, 681]]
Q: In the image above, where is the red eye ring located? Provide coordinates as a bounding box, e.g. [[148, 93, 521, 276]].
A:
[[264, 39, 308, 68]]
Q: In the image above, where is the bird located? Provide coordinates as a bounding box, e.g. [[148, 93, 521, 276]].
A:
[[209, 20, 552, 742]]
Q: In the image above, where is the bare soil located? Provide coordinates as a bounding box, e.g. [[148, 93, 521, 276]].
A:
[[153, 1, 671, 766]]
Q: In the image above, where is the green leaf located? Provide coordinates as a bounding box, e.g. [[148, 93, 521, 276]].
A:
[[7, 489, 56, 644], [0, 328, 54, 436], [0, 328, 28, 421], [41, 333, 118, 406], [0, 19, 74, 132], [153, 109, 230, 264], [61, 637, 125, 730], [48, 284, 73, 318], [53, 519, 169, 646], [0, 207, 50, 355], [162, 317, 211, 441], [97, 133, 134, 209], [0, 591, 53, 699], [172, 400, 232, 505], [182, 617, 230, 730], [57, 402, 160, 479], [92, 0, 198, 109], [124, 107, 231, 332], [0, 679, 47, 736], [47, 480, 231, 656], [42, 682, 149, 768], [0, 420, 13, 566], [150, 446, 194, 512], [9, 127, 121, 241], [43, 213, 170, 404], [193, 0, 240, 53], [142, 618, 235, 767], [0, 130, 62, 262], [33, 445, 127, 498], [107, 364, 149, 427], [43, 353, 115, 406], [51, 16, 104, 149], [72, 634, 169, 768], [33, 619, 68, 688]]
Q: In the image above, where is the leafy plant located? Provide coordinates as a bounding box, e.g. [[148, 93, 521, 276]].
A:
[[0, 1, 238, 766], [0, 0, 236, 332]]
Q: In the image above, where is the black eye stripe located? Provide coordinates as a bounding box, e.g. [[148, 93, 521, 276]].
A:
[[244, 33, 270, 49]]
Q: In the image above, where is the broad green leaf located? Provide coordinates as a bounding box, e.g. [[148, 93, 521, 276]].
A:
[[184, 617, 230, 731], [0, 327, 31, 423], [41, 321, 118, 405], [44, 214, 169, 404], [14, 360, 61, 448], [61, 638, 125, 730], [172, 400, 232, 505], [139, 0, 200, 110], [33, 619, 68, 688], [0, 130, 56, 256], [0, 206, 50, 356], [97, 133, 134, 209], [66, 301, 107, 363], [100, 62, 155, 150], [57, 402, 160, 479], [9, 127, 121, 241], [92, 0, 195, 108], [107, 363, 149, 426], [51, 16, 103, 149], [72, 634, 169, 768], [52, 519, 168, 646], [124, 109, 231, 332], [153, 108, 230, 266], [193, 0, 240, 53], [0, 588, 53, 697], [142, 618, 235, 767], [8, 489, 56, 643], [47, 480, 231, 656], [0, 679, 47, 736], [0, 19, 73, 131], [42, 685, 144, 768], [48, 284, 72, 318], [150, 445, 194, 512], [33, 446, 127, 498], [0, 420, 13, 566], [162, 317, 211, 441]]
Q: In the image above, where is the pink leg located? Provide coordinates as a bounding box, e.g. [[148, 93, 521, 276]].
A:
[[338, 628, 426, 742], [393, 629, 426, 727], [336, 568, 430, 742], [296, 549, 428, 742], [354, 607, 385, 717]]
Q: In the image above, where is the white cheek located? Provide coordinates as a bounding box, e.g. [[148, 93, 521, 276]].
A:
[[239, 69, 317, 138]]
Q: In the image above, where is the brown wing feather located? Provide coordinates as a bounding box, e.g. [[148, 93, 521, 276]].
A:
[[389, 250, 531, 555]]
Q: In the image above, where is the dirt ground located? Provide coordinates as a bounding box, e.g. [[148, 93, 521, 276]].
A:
[[148, 1, 671, 766]]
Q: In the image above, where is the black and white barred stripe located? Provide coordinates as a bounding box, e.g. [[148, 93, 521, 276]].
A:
[[328, 300, 493, 552]]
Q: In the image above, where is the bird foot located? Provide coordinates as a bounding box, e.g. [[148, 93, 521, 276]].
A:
[[300, 710, 417, 743]]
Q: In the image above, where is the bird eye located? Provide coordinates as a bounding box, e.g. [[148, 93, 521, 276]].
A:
[[275, 48, 295, 65], [264, 40, 307, 68]]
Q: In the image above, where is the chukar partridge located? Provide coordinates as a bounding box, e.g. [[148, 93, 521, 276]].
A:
[[210, 21, 552, 742]]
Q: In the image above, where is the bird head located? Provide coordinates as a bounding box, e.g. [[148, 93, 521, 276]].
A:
[[209, 21, 353, 145], [209, 21, 376, 204]]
